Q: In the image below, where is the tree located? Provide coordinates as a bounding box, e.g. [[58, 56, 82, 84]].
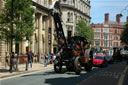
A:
[[0, 0, 35, 70], [120, 23, 128, 45], [75, 20, 94, 40], [0, 0, 35, 52]]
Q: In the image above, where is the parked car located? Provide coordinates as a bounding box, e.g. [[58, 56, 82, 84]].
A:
[[93, 55, 108, 67], [105, 55, 114, 64]]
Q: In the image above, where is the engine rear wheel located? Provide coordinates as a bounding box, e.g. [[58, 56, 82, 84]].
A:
[[74, 57, 81, 74]]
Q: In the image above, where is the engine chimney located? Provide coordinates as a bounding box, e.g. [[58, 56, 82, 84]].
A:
[[116, 14, 121, 23]]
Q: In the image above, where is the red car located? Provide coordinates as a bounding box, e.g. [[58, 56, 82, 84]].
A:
[[93, 55, 108, 67]]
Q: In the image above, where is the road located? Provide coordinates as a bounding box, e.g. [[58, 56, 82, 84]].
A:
[[0, 62, 128, 85]]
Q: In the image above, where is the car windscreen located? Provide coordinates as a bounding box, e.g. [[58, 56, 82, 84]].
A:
[[95, 56, 104, 60], [106, 56, 111, 59]]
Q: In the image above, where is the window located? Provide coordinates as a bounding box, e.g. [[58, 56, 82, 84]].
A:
[[67, 12, 73, 23], [66, 25, 73, 31], [94, 34, 101, 39], [63, 0, 66, 2], [104, 41, 107, 47], [114, 36, 118, 40], [48, 27, 51, 44], [67, 30, 72, 38], [37, 0, 40, 4], [44, 0, 47, 7], [115, 29, 117, 34], [68, 0, 73, 5], [95, 41, 100, 46], [104, 34, 108, 40], [104, 28, 109, 33], [114, 42, 118, 47], [95, 28, 101, 32], [109, 41, 112, 46]]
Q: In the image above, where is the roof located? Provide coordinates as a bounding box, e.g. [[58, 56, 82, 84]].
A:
[[108, 21, 126, 25]]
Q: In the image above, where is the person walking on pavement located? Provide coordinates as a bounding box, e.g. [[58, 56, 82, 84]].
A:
[[5, 52, 9, 68], [9, 52, 16, 73], [44, 53, 48, 67], [26, 51, 33, 71]]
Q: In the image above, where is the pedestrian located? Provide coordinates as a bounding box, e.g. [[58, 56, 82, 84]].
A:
[[26, 51, 33, 71], [9, 52, 16, 73], [48, 53, 52, 64], [44, 53, 48, 67], [52, 54, 56, 62], [5, 52, 9, 68]]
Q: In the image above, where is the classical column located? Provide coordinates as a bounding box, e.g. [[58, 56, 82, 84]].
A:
[[31, 34, 35, 53], [30, 14, 35, 53], [51, 17, 54, 53], [45, 17, 49, 53], [38, 14, 42, 54], [19, 38, 26, 55]]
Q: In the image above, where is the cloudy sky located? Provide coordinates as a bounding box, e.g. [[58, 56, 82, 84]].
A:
[[90, 0, 128, 24]]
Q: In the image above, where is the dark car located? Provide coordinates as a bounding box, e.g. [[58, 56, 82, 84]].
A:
[[105, 55, 114, 64]]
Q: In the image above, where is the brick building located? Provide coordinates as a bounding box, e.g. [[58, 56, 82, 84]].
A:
[[91, 13, 128, 52]]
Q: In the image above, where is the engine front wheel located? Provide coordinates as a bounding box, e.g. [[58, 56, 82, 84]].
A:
[[66, 64, 74, 71], [54, 59, 62, 73], [74, 57, 81, 75], [85, 61, 92, 71]]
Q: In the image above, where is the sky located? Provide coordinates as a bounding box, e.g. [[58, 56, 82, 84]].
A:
[[90, 0, 128, 24]]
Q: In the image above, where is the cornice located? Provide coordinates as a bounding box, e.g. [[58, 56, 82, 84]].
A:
[[61, 4, 91, 19], [32, 1, 50, 14]]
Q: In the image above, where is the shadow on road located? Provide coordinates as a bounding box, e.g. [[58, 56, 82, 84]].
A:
[[44, 68, 101, 85], [20, 67, 101, 85]]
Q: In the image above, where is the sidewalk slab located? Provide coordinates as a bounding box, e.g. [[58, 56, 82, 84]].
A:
[[0, 63, 53, 79]]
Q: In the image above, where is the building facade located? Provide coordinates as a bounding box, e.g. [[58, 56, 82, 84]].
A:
[[60, 0, 91, 37], [0, 0, 56, 65], [0, 0, 91, 66], [91, 13, 127, 52]]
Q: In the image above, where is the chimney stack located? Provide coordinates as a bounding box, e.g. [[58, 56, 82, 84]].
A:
[[104, 13, 109, 24], [116, 14, 121, 23]]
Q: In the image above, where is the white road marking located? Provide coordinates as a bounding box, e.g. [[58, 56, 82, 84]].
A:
[[117, 66, 128, 85]]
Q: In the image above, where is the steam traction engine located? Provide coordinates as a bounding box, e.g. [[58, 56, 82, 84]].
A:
[[49, 0, 93, 74]]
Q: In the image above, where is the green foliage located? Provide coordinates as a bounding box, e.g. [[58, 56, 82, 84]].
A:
[[120, 23, 128, 45], [75, 20, 94, 40], [0, 0, 35, 42]]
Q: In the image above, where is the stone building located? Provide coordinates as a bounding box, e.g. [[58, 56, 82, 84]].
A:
[[91, 13, 127, 52], [60, 0, 91, 37], [0, 0, 91, 65], [0, 0, 56, 65], [0, 0, 7, 66]]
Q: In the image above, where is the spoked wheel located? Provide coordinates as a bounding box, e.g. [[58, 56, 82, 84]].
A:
[[54, 59, 62, 73], [74, 57, 81, 75], [85, 61, 92, 71], [66, 63, 74, 71]]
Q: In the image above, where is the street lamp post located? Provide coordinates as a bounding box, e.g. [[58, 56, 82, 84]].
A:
[[9, 0, 14, 73]]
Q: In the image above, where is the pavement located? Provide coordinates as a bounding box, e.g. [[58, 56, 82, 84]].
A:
[[0, 63, 53, 80]]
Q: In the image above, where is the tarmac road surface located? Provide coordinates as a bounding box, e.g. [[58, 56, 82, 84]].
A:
[[0, 62, 128, 85]]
